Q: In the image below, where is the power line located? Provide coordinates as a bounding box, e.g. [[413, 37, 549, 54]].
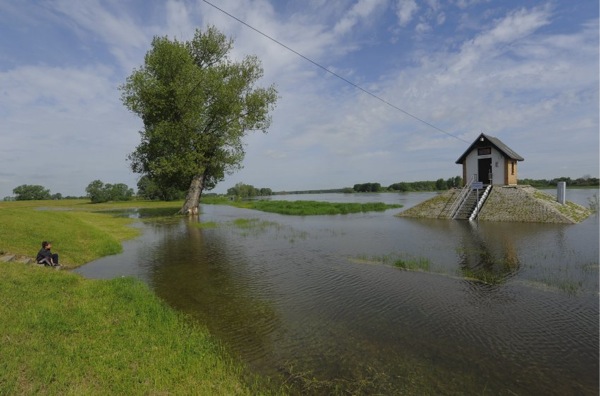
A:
[[201, 0, 468, 143]]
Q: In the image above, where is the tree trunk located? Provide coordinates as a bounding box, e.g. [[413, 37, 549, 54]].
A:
[[179, 174, 205, 215]]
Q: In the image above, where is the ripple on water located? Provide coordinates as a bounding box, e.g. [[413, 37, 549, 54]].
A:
[[75, 194, 599, 395]]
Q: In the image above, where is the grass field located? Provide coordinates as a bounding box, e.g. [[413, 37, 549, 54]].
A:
[[0, 199, 182, 267], [0, 263, 257, 395], [0, 199, 267, 395]]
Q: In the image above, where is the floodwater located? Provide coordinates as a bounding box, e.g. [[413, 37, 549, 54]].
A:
[[76, 189, 599, 395]]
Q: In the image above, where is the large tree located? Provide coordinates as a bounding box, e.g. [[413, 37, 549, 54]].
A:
[[120, 26, 278, 214], [12, 184, 52, 200]]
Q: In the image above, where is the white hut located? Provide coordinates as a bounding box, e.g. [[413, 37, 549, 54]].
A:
[[455, 133, 524, 186]]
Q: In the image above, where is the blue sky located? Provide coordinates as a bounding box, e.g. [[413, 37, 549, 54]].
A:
[[0, 0, 598, 198]]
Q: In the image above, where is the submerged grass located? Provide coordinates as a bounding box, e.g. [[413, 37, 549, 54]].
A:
[[231, 218, 280, 231], [248, 200, 402, 215], [460, 267, 509, 285], [202, 196, 402, 215], [394, 257, 431, 271], [351, 253, 432, 272], [194, 221, 219, 229], [229, 218, 310, 243]]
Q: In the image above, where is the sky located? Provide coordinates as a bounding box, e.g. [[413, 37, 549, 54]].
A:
[[0, 0, 598, 198]]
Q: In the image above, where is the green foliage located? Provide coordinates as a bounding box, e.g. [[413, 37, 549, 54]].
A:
[[136, 175, 161, 200], [12, 184, 52, 200], [86, 180, 134, 203], [137, 175, 185, 201], [446, 176, 463, 189], [388, 176, 462, 192], [520, 176, 599, 187], [435, 178, 446, 190], [120, 26, 278, 208], [226, 182, 272, 198], [353, 183, 382, 192]]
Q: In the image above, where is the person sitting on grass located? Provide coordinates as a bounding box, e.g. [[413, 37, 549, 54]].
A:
[[36, 241, 59, 267]]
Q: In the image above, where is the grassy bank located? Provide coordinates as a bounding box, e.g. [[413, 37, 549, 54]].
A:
[[0, 199, 182, 267], [0, 199, 264, 394], [0, 263, 254, 395]]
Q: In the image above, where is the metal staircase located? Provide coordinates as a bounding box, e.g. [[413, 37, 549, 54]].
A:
[[448, 175, 474, 219], [453, 191, 479, 220], [469, 185, 492, 221], [448, 176, 492, 220]]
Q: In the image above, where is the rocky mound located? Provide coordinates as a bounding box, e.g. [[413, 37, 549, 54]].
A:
[[398, 186, 592, 224]]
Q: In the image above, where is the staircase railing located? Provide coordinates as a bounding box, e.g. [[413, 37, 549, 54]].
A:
[[448, 175, 475, 219], [469, 185, 492, 221]]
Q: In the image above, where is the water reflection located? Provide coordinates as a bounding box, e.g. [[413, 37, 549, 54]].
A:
[[456, 221, 520, 284], [149, 218, 281, 361], [75, 190, 599, 395]]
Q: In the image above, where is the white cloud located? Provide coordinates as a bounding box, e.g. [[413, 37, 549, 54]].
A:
[[0, 64, 140, 196], [50, 0, 153, 72], [333, 0, 387, 35], [437, 12, 446, 25], [415, 21, 432, 34], [0, 1, 597, 197], [396, 0, 419, 26]]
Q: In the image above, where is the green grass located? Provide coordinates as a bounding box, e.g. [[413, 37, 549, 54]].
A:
[[460, 267, 508, 285], [203, 197, 402, 215], [394, 257, 431, 271], [232, 218, 279, 229], [0, 208, 136, 267], [252, 200, 402, 215], [0, 263, 255, 395], [0, 199, 271, 394], [0, 199, 185, 267], [350, 253, 432, 272], [194, 221, 219, 229]]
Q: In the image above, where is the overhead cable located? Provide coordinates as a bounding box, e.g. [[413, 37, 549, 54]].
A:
[[201, 0, 468, 143]]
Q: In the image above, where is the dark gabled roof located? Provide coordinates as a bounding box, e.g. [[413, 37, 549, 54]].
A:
[[455, 133, 524, 164]]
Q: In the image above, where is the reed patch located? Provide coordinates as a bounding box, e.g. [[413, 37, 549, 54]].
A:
[[350, 253, 432, 272], [203, 197, 402, 215]]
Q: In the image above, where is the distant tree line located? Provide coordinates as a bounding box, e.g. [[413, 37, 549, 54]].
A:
[[5, 174, 596, 203], [274, 188, 348, 195], [520, 176, 599, 188], [6, 181, 136, 202], [353, 176, 463, 193], [226, 183, 272, 199]]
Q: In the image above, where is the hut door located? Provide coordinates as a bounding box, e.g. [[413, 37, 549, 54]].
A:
[[478, 158, 492, 184]]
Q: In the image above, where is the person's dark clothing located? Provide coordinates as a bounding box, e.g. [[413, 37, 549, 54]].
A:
[[37, 248, 58, 266]]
